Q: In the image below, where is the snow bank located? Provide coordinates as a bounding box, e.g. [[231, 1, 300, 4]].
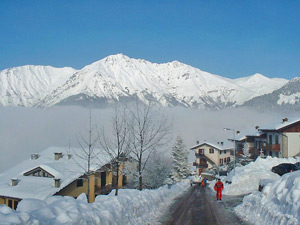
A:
[[235, 170, 300, 225], [215, 156, 299, 195], [0, 180, 189, 225]]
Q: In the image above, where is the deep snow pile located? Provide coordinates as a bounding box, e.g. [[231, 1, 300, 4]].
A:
[[235, 170, 300, 225], [213, 156, 299, 195], [0, 180, 189, 225]]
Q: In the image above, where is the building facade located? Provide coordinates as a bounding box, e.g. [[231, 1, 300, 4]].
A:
[[190, 141, 232, 175], [238, 118, 300, 159]]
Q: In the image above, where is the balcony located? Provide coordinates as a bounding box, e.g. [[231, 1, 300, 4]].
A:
[[193, 162, 208, 168], [195, 153, 205, 158], [262, 144, 281, 152]]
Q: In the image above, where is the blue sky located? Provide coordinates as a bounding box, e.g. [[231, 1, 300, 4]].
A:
[[0, 0, 299, 79]]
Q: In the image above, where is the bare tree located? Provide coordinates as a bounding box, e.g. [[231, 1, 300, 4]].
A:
[[143, 150, 172, 189], [98, 105, 131, 196], [71, 110, 99, 202], [128, 100, 171, 190]]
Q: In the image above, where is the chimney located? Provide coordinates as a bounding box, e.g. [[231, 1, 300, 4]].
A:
[[236, 130, 240, 134], [11, 178, 18, 186], [282, 118, 288, 123], [31, 153, 39, 160], [54, 152, 63, 160], [255, 126, 259, 130], [217, 142, 220, 144], [54, 178, 61, 188], [221, 142, 224, 146], [196, 140, 199, 145], [67, 154, 72, 159]]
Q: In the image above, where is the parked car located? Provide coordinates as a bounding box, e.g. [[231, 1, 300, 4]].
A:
[[295, 162, 300, 170], [271, 163, 298, 176]]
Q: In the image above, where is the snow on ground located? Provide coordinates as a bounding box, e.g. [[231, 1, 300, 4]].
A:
[[206, 156, 300, 225], [209, 156, 299, 195], [0, 180, 190, 225], [235, 170, 300, 225]]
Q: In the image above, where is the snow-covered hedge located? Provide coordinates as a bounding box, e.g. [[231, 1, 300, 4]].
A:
[[0, 180, 189, 225], [235, 170, 300, 225], [221, 156, 299, 195]]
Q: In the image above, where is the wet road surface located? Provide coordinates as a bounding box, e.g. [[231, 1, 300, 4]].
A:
[[161, 185, 249, 225]]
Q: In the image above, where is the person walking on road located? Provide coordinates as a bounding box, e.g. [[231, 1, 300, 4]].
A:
[[201, 179, 205, 187], [214, 179, 224, 201]]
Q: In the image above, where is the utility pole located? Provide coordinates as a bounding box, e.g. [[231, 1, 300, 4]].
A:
[[224, 128, 236, 175]]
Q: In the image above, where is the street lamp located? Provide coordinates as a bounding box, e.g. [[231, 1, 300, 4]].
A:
[[224, 128, 236, 174]]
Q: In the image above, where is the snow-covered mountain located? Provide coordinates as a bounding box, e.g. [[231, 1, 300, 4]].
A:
[[232, 73, 287, 100], [0, 65, 77, 107], [0, 54, 289, 109], [243, 77, 300, 111]]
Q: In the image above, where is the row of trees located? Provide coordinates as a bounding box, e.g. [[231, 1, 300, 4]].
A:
[[74, 100, 190, 199]]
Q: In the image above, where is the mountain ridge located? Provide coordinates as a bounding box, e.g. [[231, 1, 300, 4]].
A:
[[0, 54, 291, 109]]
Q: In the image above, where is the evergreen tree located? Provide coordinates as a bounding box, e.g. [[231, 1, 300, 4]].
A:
[[168, 136, 190, 183]]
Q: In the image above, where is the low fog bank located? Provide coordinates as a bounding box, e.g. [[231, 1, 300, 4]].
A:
[[0, 106, 295, 172]]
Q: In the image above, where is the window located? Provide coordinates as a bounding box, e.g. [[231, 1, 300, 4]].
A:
[[8, 200, 12, 208], [227, 157, 230, 163], [122, 175, 127, 186], [23, 167, 54, 178], [77, 179, 83, 187], [220, 151, 222, 155], [224, 150, 226, 154], [275, 135, 279, 145], [269, 135, 273, 144], [209, 148, 214, 154], [224, 158, 227, 163], [13, 201, 18, 210]]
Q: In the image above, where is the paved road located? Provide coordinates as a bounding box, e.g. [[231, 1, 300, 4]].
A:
[[161, 185, 249, 225]]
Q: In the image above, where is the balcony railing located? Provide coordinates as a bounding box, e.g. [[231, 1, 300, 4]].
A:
[[262, 144, 281, 152], [193, 162, 208, 168], [195, 153, 205, 158]]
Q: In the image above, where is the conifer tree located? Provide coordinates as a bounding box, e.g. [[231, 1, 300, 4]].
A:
[[168, 136, 190, 183]]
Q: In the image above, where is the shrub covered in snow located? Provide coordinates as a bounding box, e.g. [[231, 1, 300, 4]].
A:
[[0, 180, 190, 225], [217, 156, 299, 195], [235, 170, 300, 225]]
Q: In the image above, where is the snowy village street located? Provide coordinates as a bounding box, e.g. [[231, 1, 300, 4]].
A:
[[161, 185, 248, 225]]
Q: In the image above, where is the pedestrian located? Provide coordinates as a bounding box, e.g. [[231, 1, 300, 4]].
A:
[[214, 178, 224, 201], [203, 177, 207, 187], [201, 179, 205, 187]]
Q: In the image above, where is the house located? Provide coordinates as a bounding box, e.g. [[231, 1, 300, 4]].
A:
[[0, 147, 125, 209], [258, 118, 300, 158], [236, 128, 266, 159], [190, 141, 232, 175], [236, 118, 300, 159]]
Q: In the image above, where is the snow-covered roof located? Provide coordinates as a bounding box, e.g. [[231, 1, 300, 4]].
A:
[[0, 147, 111, 200], [259, 117, 300, 131], [190, 141, 233, 151], [235, 129, 264, 141]]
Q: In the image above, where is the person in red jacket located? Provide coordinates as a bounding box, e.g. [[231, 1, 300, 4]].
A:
[[214, 179, 224, 201]]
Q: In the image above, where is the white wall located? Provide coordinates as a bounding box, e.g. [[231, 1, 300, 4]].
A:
[[286, 133, 300, 157]]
